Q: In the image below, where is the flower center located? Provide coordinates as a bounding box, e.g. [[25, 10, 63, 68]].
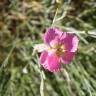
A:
[[48, 43, 66, 57], [55, 44, 66, 57]]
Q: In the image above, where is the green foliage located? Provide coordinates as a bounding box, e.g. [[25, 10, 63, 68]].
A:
[[0, 0, 96, 96]]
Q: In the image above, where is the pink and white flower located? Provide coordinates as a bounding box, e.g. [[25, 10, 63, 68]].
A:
[[40, 27, 79, 72]]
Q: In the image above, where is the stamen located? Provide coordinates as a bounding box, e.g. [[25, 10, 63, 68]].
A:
[[47, 43, 66, 57]]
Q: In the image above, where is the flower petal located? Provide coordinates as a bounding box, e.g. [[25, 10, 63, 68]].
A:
[[40, 51, 48, 64], [60, 33, 79, 52], [47, 53, 61, 72], [44, 27, 62, 46], [71, 36, 79, 52], [61, 52, 75, 64], [34, 44, 47, 52], [40, 51, 61, 72]]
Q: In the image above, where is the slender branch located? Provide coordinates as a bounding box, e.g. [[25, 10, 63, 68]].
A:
[[51, 8, 59, 26], [40, 71, 44, 96]]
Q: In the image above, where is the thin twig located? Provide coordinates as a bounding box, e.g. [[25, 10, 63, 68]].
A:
[[40, 71, 44, 96], [51, 8, 59, 26]]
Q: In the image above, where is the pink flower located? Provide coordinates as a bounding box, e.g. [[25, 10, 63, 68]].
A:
[[40, 27, 79, 72]]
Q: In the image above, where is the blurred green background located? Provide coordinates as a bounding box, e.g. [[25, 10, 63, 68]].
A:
[[0, 0, 96, 96]]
